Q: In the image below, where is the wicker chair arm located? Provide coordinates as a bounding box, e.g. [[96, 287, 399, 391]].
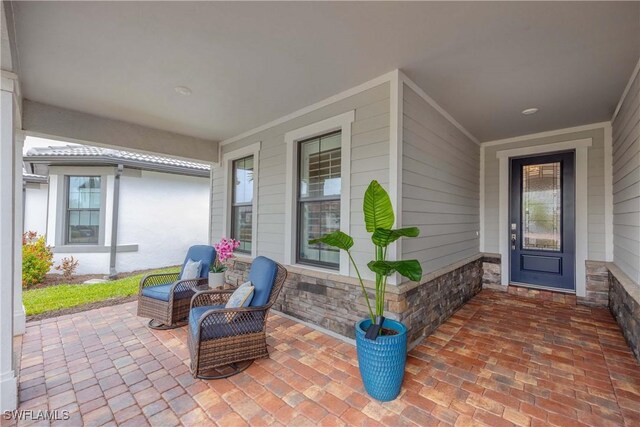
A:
[[191, 289, 234, 308], [139, 272, 180, 292], [208, 305, 268, 315], [171, 277, 208, 295]]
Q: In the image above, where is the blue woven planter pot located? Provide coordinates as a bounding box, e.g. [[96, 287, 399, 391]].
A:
[[355, 318, 407, 401]]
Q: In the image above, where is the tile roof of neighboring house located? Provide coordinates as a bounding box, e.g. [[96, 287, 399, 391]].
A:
[[22, 171, 48, 183], [24, 145, 211, 177]]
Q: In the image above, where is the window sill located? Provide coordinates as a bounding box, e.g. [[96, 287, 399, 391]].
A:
[[232, 255, 338, 274], [52, 244, 139, 254], [231, 255, 380, 290], [292, 262, 339, 274]]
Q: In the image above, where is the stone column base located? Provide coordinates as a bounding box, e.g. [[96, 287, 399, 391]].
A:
[[577, 261, 610, 307], [482, 254, 505, 291]]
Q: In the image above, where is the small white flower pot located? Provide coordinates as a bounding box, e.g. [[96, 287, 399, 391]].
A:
[[208, 272, 225, 288]]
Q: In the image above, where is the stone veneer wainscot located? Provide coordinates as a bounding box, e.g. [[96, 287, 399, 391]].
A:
[[578, 261, 611, 307], [225, 254, 484, 349], [481, 254, 503, 291], [608, 263, 640, 363]]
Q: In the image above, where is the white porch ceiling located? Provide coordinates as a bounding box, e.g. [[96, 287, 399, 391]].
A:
[[11, 1, 640, 143]]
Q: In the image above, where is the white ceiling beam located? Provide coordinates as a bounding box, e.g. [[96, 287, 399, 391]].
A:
[[22, 100, 218, 163]]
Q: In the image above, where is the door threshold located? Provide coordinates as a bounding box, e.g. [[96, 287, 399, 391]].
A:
[[509, 282, 576, 295], [507, 283, 578, 305]]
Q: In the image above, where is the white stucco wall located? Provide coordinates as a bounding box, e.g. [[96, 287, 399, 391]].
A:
[[115, 170, 210, 274], [40, 166, 209, 275], [23, 183, 48, 235]]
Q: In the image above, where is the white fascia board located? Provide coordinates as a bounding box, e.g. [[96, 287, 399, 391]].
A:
[[23, 100, 218, 163]]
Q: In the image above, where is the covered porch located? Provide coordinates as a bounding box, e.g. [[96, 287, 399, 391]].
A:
[[1, 1, 640, 423], [11, 290, 640, 426]]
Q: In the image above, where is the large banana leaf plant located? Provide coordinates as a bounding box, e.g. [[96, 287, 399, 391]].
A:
[[310, 180, 422, 334]]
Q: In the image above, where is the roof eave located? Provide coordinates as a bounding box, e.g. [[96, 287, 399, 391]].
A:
[[23, 175, 48, 184], [23, 155, 211, 178]]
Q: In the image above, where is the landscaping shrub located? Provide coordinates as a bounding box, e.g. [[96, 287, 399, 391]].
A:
[[55, 256, 79, 281], [22, 231, 54, 288]]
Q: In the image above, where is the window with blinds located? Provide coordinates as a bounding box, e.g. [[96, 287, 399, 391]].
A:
[[297, 131, 341, 268], [66, 176, 101, 244], [231, 155, 254, 253]]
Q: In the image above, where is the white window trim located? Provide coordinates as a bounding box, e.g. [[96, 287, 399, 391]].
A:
[[284, 111, 354, 276], [496, 138, 592, 297], [603, 123, 613, 262], [221, 142, 261, 258], [49, 166, 112, 248], [63, 175, 104, 246]]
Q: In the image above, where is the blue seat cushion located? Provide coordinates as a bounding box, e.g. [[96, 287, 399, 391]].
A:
[[141, 283, 194, 302], [189, 305, 224, 332], [189, 305, 263, 340], [248, 256, 278, 307]]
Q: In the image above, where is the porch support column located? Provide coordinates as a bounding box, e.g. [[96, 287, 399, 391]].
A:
[[108, 164, 123, 279], [0, 76, 18, 412], [13, 132, 25, 335]]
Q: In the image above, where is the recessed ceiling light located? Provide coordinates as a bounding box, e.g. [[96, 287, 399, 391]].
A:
[[174, 86, 192, 96], [521, 107, 539, 116]]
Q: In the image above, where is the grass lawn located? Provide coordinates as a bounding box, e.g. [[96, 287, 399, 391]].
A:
[[24, 267, 181, 316]]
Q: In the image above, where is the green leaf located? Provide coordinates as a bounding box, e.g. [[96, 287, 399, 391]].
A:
[[371, 227, 420, 247], [363, 180, 394, 233], [308, 230, 354, 251], [367, 260, 423, 282]]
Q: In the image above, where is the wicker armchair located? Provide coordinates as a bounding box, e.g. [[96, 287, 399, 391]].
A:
[[187, 256, 287, 379], [137, 245, 216, 329]]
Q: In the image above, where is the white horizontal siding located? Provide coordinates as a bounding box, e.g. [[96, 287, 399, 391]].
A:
[[401, 84, 480, 275], [612, 66, 640, 283], [209, 166, 224, 242], [211, 82, 390, 278]]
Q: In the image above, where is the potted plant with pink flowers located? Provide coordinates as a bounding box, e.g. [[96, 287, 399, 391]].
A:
[[209, 237, 241, 287]]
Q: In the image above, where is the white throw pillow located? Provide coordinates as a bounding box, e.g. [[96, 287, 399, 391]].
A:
[[224, 282, 255, 322], [225, 282, 254, 309], [181, 259, 202, 280]]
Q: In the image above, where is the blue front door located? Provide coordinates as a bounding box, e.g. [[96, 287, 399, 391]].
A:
[[510, 152, 575, 291]]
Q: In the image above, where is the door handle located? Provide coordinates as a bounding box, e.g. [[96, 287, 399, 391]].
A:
[[511, 223, 517, 250]]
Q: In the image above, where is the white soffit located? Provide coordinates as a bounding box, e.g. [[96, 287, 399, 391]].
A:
[[12, 2, 640, 142]]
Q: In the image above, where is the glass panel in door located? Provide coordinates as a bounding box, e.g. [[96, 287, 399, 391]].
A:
[[521, 162, 561, 252]]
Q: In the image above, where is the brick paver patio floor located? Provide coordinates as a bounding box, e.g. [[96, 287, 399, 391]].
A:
[[11, 290, 640, 426]]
